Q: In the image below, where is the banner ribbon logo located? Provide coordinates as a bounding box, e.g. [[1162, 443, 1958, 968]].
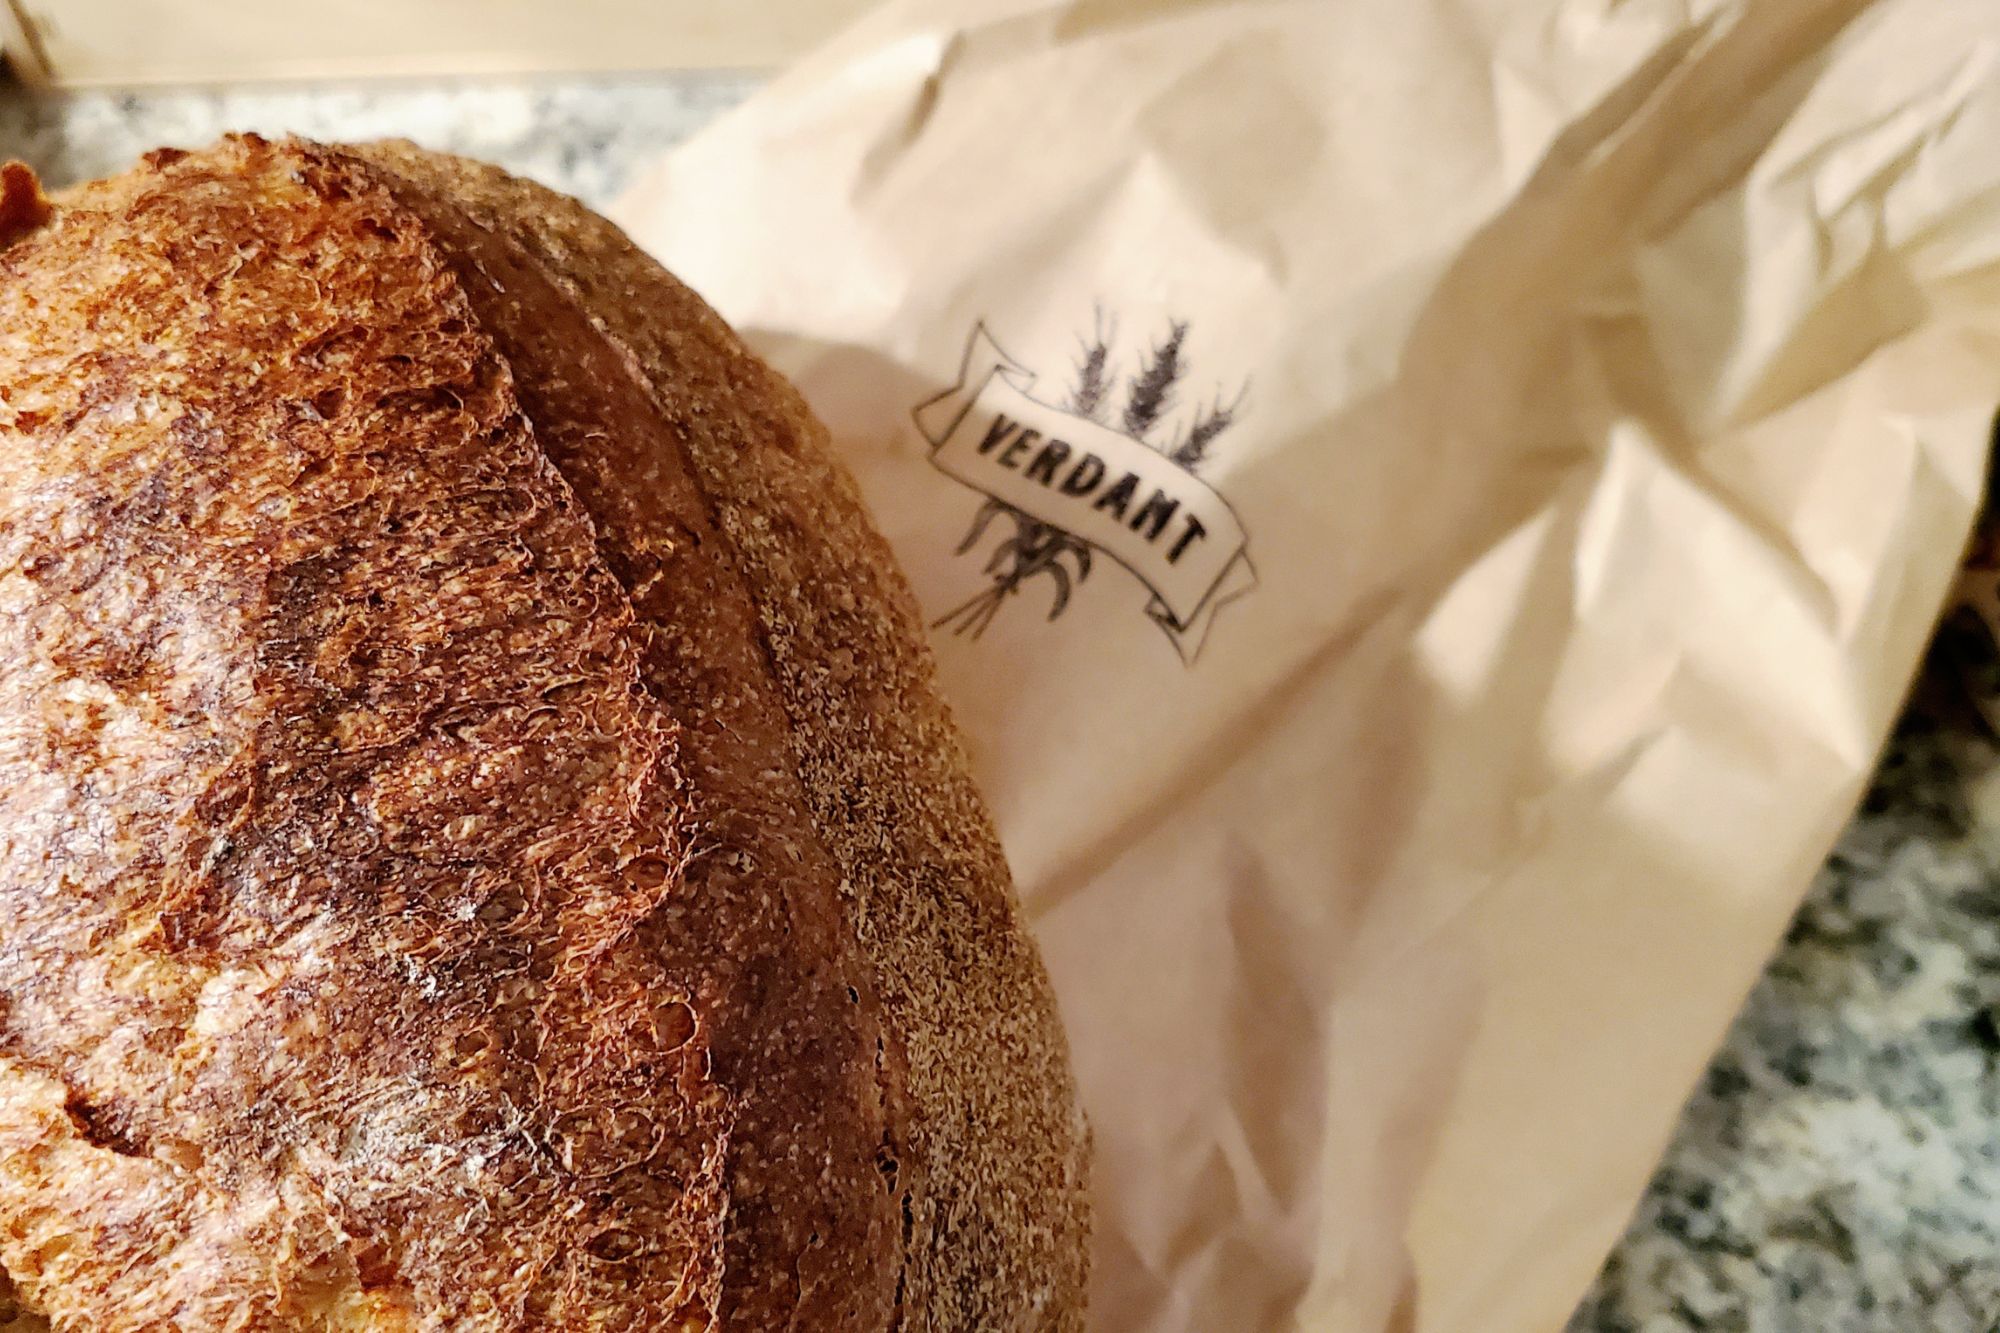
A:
[[914, 323, 1256, 660]]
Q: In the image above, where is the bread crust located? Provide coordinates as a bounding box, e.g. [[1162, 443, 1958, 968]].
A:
[[0, 136, 1086, 1330]]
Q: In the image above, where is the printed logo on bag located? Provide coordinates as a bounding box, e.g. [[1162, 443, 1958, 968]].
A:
[[913, 318, 1256, 662]]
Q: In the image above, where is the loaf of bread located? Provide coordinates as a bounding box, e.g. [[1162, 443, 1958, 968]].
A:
[[0, 136, 1088, 1331]]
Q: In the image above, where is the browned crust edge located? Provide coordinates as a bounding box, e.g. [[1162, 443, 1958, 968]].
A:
[[345, 141, 1092, 1330]]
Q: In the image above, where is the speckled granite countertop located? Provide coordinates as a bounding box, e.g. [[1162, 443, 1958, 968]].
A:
[[1573, 650, 2000, 1333], [0, 79, 757, 211], [4, 77, 1997, 1333]]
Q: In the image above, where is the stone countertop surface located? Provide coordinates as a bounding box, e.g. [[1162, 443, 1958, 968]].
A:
[[0, 79, 758, 210], [4, 77, 1999, 1333], [1571, 641, 2000, 1333]]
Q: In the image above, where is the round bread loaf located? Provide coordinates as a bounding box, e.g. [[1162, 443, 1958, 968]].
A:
[[0, 136, 1087, 1331]]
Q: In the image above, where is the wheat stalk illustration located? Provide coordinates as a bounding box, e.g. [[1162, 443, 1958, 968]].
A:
[[933, 315, 1245, 640], [1170, 384, 1247, 470], [1071, 306, 1115, 423], [1123, 320, 1187, 440]]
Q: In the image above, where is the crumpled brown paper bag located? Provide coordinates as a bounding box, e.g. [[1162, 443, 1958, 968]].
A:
[[613, 0, 2000, 1327]]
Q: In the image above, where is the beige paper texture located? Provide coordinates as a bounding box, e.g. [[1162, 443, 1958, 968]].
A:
[[615, 1, 2000, 1327]]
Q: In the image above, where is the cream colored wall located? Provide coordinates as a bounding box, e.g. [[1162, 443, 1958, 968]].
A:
[[1, 0, 873, 87]]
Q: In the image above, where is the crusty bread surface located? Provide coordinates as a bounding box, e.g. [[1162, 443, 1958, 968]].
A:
[[0, 135, 1087, 1332]]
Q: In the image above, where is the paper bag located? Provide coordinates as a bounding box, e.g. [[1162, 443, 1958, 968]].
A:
[[613, 0, 2000, 1327]]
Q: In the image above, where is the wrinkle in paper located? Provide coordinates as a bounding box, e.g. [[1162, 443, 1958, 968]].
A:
[[615, 0, 2000, 1328]]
